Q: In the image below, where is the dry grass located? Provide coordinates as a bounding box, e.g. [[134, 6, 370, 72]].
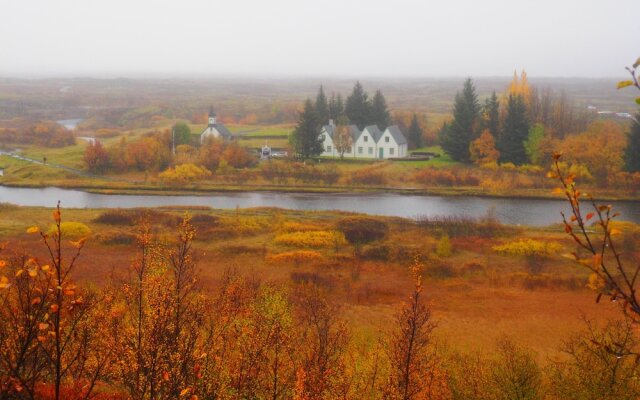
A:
[[0, 205, 625, 363]]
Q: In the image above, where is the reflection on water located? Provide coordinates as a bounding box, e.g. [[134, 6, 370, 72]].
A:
[[1, 185, 638, 226]]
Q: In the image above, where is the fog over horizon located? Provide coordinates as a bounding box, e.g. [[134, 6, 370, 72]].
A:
[[1, 0, 637, 79]]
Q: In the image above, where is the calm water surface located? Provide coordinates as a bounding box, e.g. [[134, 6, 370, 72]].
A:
[[0, 186, 638, 226]]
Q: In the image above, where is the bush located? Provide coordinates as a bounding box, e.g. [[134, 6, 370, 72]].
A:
[[435, 234, 452, 257], [266, 250, 325, 266], [47, 221, 92, 239], [493, 239, 561, 257], [336, 217, 389, 245], [274, 231, 347, 248]]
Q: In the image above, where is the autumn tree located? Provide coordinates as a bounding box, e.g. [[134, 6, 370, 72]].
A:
[[551, 154, 640, 322], [345, 81, 372, 130], [293, 285, 351, 399], [333, 116, 354, 159], [0, 205, 112, 400], [315, 86, 329, 124], [407, 114, 423, 149], [549, 319, 640, 399], [558, 120, 626, 185], [624, 113, 640, 172], [383, 259, 439, 400], [440, 78, 481, 162], [291, 99, 323, 159], [113, 214, 205, 400], [469, 129, 499, 165], [83, 139, 110, 173], [498, 94, 529, 165], [371, 90, 392, 130]]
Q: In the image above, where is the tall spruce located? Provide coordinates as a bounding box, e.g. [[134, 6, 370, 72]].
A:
[[291, 99, 323, 159], [371, 90, 392, 130], [315, 85, 329, 124], [407, 114, 423, 149], [345, 81, 372, 130], [440, 78, 481, 162], [625, 113, 640, 172], [329, 92, 345, 121], [498, 94, 530, 165], [483, 91, 501, 138]]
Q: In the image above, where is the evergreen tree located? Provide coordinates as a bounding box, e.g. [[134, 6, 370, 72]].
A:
[[315, 85, 329, 124], [498, 94, 530, 165], [625, 113, 640, 172], [291, 99, 323, 159], [483, 91, 501, 138], [371, 90, 392, 129], [345, 81, 372, 130], [329, 92, 345, 121], [440, 78, 481, 162], [407, 113, 423, 149]]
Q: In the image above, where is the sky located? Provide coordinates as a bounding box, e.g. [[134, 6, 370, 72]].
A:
[[0, 0, 638, 78]]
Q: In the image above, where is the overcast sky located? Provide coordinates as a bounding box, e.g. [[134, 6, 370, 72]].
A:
[[1, 0, 637, 78]]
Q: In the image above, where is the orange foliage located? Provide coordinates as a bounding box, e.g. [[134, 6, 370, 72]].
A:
[[469, 129, 500, 165]]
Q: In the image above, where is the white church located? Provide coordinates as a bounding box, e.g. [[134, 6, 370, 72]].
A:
[[200, 107, 233, 143], [319, 120, 408, 159]]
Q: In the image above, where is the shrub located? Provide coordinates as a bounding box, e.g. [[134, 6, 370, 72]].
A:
[[274, 231, 347, 248], [47, 221, 91, 239], [266, 250, 325, 266], [336, 217, 389, 245], [159, 163, 212, 184], [493, 239, 561, 257], [435, 234, 452, 257], [277, 221, 323, 233], [349, 167, 387, 185]]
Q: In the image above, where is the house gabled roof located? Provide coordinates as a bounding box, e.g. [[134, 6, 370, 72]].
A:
[[384, 125, 407, 145], [322, 124, 361, 142], [362, 125, 383, 143]]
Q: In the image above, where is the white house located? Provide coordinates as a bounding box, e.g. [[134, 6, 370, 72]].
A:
[[320, 121, 407, 159], [200, 107, 232, 144]]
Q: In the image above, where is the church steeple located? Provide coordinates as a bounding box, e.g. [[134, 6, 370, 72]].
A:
[[208, 106, 217, 127]]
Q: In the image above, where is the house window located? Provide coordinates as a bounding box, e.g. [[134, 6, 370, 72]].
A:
[[358, 147, 363, 154], [368, 147, 373, 154], [320, 135, 325, 140], [347, 147, 352, 153], [364, 136, 368, 142], [385, 137, 390, 143], [326, 145, 332, 152], [390, 148, 394, 155]]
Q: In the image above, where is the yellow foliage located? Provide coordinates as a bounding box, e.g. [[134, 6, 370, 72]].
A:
[[277, 221, 323, 233], [266, 250, 325, 265], [218, 216, 271, 235], [274, 230, 347, 248], [46, 221, 92, 239], [159, 163, 212, 184], [493, 239, 561, 257]]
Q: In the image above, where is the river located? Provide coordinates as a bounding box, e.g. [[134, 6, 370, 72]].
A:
[[0, 186, 638, 226]]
